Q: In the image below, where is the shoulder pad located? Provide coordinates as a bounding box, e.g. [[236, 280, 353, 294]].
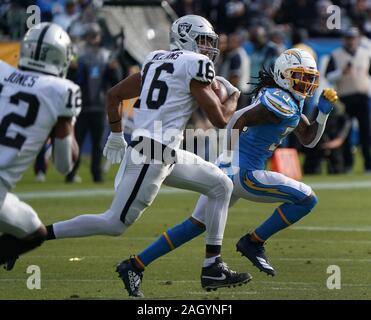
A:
[[186, 53, 215, 84], [260, 88, 297, 119]]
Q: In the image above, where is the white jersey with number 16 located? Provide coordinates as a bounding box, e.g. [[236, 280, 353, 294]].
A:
[[133, 49, 215, 148]]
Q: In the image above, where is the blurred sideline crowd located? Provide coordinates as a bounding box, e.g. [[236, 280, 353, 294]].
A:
[[0, 0, 371, 181]]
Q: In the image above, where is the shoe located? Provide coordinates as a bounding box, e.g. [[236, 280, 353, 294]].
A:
[[65, 175, 82, 183], [93, 176, 104, 183], [236, 233, 276, 276], [3, 256, 19, 271], [116, 257, 144, 297], [201, 257, 252, 291], [35, 172, 46, 183]]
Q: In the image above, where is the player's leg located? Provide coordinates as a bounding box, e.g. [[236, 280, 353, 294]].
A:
[[119, 150, 250, 296], [133, 192, 240, 268], [0, 191, 47, 269], [65, 113, 88, 183], [164, 154, 250, 291], [89, 112, 105, 182], [234, 169, 317, 275], [46, 147, 171, 240], [131, 193, 238, 273]]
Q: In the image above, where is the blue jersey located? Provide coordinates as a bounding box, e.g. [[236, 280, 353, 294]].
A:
[[236, 87, 303, 170]]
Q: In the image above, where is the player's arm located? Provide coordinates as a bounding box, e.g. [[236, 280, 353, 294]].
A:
[[106, 72, 141, 133], [103, 72, 141, 164], [231, 103, 281, 132], [51, 117, 78, 175], [294, 88, 338, 148], [190, 79, 239, 128], [222, 103, 280, 153]]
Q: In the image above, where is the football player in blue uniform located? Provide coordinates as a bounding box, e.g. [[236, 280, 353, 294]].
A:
[[120, 48, 338, 296]]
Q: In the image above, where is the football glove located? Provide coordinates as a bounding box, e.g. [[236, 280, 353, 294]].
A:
[[103, 132, 127, 164], [318, 88, 338, 114], [215, 76, 240, 96]]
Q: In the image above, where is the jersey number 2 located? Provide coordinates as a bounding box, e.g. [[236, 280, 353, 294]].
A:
[[0, 84, 40, 150]]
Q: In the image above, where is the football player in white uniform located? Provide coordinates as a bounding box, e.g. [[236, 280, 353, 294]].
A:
[[0, 23, 81, 269], [44, 15, 251, 296]]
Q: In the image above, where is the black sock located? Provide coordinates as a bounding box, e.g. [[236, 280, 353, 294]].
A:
[[46, 225, 56, 240], [206, 244, 221, 255], [0, 234, 44, 264]]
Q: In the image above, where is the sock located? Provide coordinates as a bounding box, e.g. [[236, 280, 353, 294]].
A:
[[51, 211, 125, 238], [203, 255, 220, 267], [46, 225, 56, 240], [0, 234, 44, 263], [255, 195, 318, 241], [137, 218, 205, 268]]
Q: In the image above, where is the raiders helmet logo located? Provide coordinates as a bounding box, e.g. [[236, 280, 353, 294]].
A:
[[178, 22, 192, 37]]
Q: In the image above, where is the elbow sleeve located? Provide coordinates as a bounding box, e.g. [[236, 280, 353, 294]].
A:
[[304, 112, 329, 148], [53, 135, 74, 175]]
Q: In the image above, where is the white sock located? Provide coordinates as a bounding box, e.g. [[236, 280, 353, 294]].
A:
[[53, 211, 126, 238], [203, 255, 220, 267]]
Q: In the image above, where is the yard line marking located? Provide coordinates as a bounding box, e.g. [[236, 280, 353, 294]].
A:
[[22, 255, 371, 263], [1, 279, 370, 288], [188, 291, 258, 295], [15, 188, 188, 200], [14, 180, 371, 200], [292, 226, 371, 232]]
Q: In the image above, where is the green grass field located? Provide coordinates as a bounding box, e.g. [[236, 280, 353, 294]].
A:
[[1, 156, 371, 300]]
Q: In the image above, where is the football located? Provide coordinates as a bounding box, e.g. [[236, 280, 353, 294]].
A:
[[212, 78, 229, 103]]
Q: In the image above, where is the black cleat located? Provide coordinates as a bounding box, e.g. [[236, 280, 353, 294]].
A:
[[236, 234, 276, 276], [201, 257, 252, 291], [3, 256, 19, 271], [116, 257, 144, 298]]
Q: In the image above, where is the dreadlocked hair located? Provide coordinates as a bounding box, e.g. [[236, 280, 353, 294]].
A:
[[247, 68, 280, 98]]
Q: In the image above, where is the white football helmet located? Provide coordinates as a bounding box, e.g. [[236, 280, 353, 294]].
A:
[[19, 23, 73, 78], [170, 15, 219, 62], [273, 48, 320, 101]]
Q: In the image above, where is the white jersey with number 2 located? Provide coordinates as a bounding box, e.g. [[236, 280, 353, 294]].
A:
[[0, 60, 81, 188]]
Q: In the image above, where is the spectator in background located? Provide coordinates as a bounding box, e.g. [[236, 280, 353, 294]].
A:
[[66, 23, 121, 183], [349, 0, 370, 28], [53, 0, 79, 31], [292, 28, 317, 61], [303, 101, 351, 174], [217, 32, 250, 106], [215, 33, 228, 74], [171, 0, 203, 17], [201, 0, 248, 34], [69, 0, 98, 40], [326, 27, 371, 173], [249, 25, 280, 81], [269, 29, 286, 54], [36, 0, 65, 22], [5, 1, 27, 39], [275, 0, 317, 33], [248, 0, 282, 28]]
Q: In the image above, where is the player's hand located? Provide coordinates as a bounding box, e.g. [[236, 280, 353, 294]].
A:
[[318, 88, 338, 114], [103, 132, 127, 164], [215, 76, 240, 96]]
